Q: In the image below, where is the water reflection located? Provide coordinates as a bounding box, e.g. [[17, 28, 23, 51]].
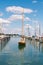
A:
[[0, 37, 43, 65], [29, 39, 43, 53], [39, 42, 43, 53], [18, 43, 26, 50], [0, 37, 10, 51]]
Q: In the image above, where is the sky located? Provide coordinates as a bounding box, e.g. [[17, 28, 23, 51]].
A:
[[0, 0, 43, 36]]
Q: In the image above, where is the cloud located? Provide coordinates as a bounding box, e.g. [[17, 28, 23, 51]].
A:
[[25, 17, 31, 21], [1, 27, 21, 34], [8, 15, 22, 21], [2, 27, 6, 31], [0, 18, 11, 33], [10, 28, 21, 34], [0, 27, 7, 33], [25, 24, 34, 30], [32, 0, 38, 3], [0, 18, 11, 24], [8, 14, 31, 21], [6, 6, 33, 14], [0, 12, 3, 16], [32, 20, 39, 25]]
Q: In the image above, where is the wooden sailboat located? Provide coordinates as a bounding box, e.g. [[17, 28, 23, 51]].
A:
[[19, 37, 25, 44], [18, 8, 25, 44]]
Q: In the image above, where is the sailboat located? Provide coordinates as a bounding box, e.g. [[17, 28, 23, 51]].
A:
[[18, 8, 25, 44]]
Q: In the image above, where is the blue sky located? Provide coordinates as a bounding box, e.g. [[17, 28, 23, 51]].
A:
[[0, 0, 43, 36]]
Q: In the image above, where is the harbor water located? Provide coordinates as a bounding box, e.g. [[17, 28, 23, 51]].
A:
[[0, 36, 43, 65]]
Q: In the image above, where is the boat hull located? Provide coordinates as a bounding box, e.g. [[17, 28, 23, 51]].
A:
[[18, 41, 25, 44], [18, 37, 25, 44]]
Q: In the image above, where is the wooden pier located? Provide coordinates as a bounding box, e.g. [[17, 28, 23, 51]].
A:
[[0, 35, 10, 50], [0, 35, 10, 40]]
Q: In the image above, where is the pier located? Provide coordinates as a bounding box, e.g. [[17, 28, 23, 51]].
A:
[[0, 33, 43, 43], [0, 35, 10, 50]]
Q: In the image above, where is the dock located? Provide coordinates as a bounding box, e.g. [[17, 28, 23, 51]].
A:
[[0, 35, 10, 40], [0, 35, 10, 50]]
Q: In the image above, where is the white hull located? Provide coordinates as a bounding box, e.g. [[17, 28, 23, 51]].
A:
[[19, 38, 25, 44]]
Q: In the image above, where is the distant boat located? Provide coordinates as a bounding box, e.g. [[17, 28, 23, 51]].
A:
[[35, 36, 39, 41], [18, 8, 26, 44], [40, 37, 43, 43], [0, 33, 4, 35], [0, 33, 4, 38]]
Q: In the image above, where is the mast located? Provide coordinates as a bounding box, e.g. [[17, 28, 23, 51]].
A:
[[39, 23, 40, 37], [18, 8, 25, 44], [28, 26, 30, 37], [22, 8, 24, 37], [0, 23, 2, 34]]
